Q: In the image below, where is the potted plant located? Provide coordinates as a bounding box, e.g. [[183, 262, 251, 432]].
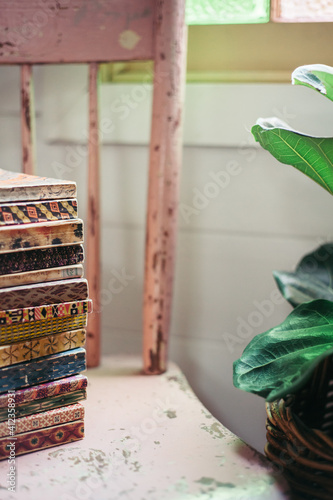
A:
[[233, 64, 333, 500]]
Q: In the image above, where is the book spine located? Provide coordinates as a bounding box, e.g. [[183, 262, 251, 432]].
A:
[[0, 402, 84, 437], [0, 220, 83, 254], [0, 314, 88, 345], [0, 278, 88, 310], [0, 389, 87, 422], [0, 199, 78, 226], [0, 347, 86, 394], [0, 420, 84, 459], [0, 299, 91, 326], [0, 329, 86, 368], [0, 374, 88, 408], [0, 244, 84, 275], [0, 264, 83, 288]]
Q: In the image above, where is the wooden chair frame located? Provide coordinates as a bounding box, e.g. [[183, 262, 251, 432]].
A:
[[0, 0, 187, 371]]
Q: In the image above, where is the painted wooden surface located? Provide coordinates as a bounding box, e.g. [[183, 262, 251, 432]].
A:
[[143, 0, 187, 374], [86, 63, 101, 368], [20, 65, 35, 175], [0, 356, 290, 499], [271, 0, 333, 22], [0, 0, 154, 64]]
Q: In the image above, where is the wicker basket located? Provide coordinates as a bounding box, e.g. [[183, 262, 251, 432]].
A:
[[265, 354, 333, 499]]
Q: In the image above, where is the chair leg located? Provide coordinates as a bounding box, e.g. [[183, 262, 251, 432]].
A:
[[20, 64, 36, 175], [143, 0, 188, 374]]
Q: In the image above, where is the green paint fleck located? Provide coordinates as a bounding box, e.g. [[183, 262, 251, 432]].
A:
[[196, 477, 235, 489], [164, 409, 177, 419], [154, 441, 160, 445]]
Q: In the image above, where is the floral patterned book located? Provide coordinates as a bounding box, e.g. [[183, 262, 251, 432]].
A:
[[0, 169, 76, 203], [0, 329, 86, 368], [0, 402, 84, 438], [0, 419, 84, 459]]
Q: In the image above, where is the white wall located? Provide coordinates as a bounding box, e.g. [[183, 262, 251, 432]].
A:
[[1, 65, 333, 453]]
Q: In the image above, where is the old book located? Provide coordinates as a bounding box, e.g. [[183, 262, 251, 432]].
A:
[[0, 374, 88, 408], [0, 403, 84, 438], [0, 169, 76, 203], [0, 314, 88, 345], [0, 299, 92, 326], [0, 219, 83, 254], [0, 278, 88, 310], [0, 347, 86, 393], [0, 199, 78, 226], [0, 264, 83, 288], [0, 329, 86, 368], [0, 244, 84, 275], [0, 389, 86, 422], [0, 420, 84, 459]]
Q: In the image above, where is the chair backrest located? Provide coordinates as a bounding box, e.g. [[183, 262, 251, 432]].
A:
[[0, 0, 187, 371]]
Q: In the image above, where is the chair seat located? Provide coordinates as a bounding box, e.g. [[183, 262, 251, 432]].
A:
[[3, 356, 290, 500]]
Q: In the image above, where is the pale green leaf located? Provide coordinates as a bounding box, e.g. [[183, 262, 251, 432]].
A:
[[252, 118, 333, 195]]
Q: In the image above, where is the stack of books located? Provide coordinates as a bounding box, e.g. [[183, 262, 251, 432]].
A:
[[0, 169, 90, 459]]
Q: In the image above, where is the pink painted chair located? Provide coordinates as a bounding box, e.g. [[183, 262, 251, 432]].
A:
[[0, 0, 187, 371]]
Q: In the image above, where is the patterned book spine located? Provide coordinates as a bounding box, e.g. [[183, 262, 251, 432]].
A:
[[0, 278, 88, 309], [0, 219, 83, 254], [0, 169, 76, 203], [0, 389, 87, 422], [0, 347, 86, 394], [0, 264, 83, 288], [0, 329, 86, 368], [0, 199, 78, 226], [0, 403, 85, 437], [0, 314, 88, 345], [0, 300, 91, 326], [0, 420, 84, 459], [0, 373, 88, 408], [0, 244, 84, 275]]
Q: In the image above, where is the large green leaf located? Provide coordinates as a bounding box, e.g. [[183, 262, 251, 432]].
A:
[[292, 64, 333, 102], [274, 243, 333, 307], [233, 300, 333, 402], [252, 118, 333, 195]]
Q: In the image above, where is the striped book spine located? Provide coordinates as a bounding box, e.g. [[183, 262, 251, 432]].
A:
[[0, 420, 84, 459], [0, 403, 84, 437], [0, 264, 83, 288], [0, 348, 86, 394]]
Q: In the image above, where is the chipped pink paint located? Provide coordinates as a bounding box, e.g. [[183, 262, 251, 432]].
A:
[[143, 0, 188, 374], [20, 64, 35, 175]]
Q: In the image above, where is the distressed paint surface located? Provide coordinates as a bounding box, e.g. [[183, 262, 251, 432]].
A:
[[86, 62, 101, 368], [0, 356, 290, 499], [143, 0, 188, 374], [20, 64, 36, 175], [0, 0, 154, 64]]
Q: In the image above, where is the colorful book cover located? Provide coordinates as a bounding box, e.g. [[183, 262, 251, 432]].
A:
[[0, 347, 86, 393], [0, 169, 76, 203], [0, 329, 86, 368], [0, 244, 84, 275], [0, 402, 84, 437], [0, 264, 83, 288], [0, 373, 88, 408], [0, 420, 84, 459], [0, 389, 86, 422], [0, 219, 83, 254], [0, 278, 88, 310], [0, 314, 88, 345], [0, 300, 92, 326], [0, 199, 78, 226]]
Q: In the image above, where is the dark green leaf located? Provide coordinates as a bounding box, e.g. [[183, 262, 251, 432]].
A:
[[233, 300, 333, 402], [273, 243, 333, 307], [292, 64, 333, 102], [251, 118, 333, 195]]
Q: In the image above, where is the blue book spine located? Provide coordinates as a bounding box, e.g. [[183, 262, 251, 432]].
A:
[[0, 348, 86, 393]]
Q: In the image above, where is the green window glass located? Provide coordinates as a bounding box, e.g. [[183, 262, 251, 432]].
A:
[[186, 0, 270, 24]]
